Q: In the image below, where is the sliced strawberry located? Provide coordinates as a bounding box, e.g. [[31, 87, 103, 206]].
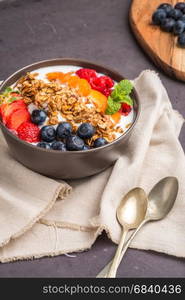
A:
[[2, 100, 26, 125], [10, 92, 22, 98], [7, 108, 30, 131], [0, 103, 9, 123]]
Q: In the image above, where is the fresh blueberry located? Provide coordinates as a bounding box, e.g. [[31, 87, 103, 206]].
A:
[[175, 2, 185, 11], [56, 122, 72, 139], [160, 18, 176, 32], [168, 8, 183, 20], [173, 20, 185, 35], [83, 144, 91, 151], [178, 32, 185, 47], [93, 138, 108, 148], [152, 9, 167, 25], [77, 123, 95, 139], [158, 3, 173, 15], [41, 125, 56, 142], [31, 109, 47, 125], [180, 14, 185, 22], [51, 141, 67, 151], [37, 142, 51, 149], [66, 135, 85, 151]]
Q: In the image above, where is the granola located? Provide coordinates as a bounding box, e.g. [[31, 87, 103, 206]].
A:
[[16, 72, 124, 144], [0, 65, 134, 150]]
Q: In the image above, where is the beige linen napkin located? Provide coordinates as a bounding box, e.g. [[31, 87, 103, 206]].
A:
[[0, 70, 185, 263]]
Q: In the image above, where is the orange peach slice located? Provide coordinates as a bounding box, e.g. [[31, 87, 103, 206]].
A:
[[111, 111, 121, 124], [90, 89, 108, 113]]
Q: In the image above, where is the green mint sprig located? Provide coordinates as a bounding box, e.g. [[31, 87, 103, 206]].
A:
[[105, 79, 133, 115], [0, 87, 20, 105]]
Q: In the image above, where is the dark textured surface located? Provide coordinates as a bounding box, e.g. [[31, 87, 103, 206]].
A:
[[0, 0, 184, 278]]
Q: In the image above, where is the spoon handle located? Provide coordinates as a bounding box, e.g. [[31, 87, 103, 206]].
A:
[[106, 229, 128, 278], [97, 220, 147, 278]]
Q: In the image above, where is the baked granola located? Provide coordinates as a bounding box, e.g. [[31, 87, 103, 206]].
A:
[[16, 72, 124, 144], [0, 66, 134, 150]]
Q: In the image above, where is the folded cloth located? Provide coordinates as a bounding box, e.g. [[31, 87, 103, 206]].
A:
[[0, 70, 184, 263]]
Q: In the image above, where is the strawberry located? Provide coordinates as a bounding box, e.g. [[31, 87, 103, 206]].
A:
[[0, 103, 9, 123], [10, 92, 22, 98], [1, 100, 26, 125], [17, 122, 40, 143], [7, 109, 30, 131]]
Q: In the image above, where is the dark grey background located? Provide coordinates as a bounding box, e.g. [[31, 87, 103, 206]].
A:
[[0, 0, 184, 277]]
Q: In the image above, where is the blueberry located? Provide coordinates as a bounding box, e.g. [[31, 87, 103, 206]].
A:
[[51, 141, 66, 151], [31, 109, 47, 125], [93, 137, 108, 148], [41, 125, 56, 142], [37, 142, 51, 149], [56, 122, 72, 139], [66, 135, 85, 151], [173, 20, 185, 35], [77, 123, 95, 139], [158, 3, 173, 15], [180, 14, 185, 22], [83, 144, 91, 151], [178, 32, 185, 47], [160, 18, 175, 32], [152, 9, 167, 25], [168, 8, 183, 20], [175, 2, 185, 11]]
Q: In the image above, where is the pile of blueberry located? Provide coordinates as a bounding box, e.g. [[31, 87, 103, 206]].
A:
[[31, 109, 108, 151], [152, 2, 185, 47]]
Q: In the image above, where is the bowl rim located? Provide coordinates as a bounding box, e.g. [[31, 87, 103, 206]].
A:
[[0, 58, 140, 154]]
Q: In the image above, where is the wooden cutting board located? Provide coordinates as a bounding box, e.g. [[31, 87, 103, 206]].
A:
[[130, 0, 185, 81]]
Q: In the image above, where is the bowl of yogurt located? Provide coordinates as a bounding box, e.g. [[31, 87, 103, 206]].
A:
[[0, 58, 140, 179]]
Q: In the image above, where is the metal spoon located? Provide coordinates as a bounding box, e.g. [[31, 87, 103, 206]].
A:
[[106, 188, 148, 278], [97, 176, 178, 278]]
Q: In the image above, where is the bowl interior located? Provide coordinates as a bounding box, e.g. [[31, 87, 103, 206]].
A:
[[0, 58, 140, 153]]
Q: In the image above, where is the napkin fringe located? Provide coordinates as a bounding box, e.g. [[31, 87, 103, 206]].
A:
[[1, 223, 184, 262], [0, 226, 109, 263]]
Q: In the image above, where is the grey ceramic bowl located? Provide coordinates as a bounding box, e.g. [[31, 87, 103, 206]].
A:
[[0, 58, 140, 179]]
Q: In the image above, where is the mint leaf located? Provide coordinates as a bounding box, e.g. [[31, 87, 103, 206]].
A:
[[119, 95, 133, 106], [4, 87, 13, 93], [118, 80, 133, 94], [8, 97, 17, 103], [105, 79, 133, 115], [105, 97, 121, 115]]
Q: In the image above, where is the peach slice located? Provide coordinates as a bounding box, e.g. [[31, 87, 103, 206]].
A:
[[90, 89, 108, 113], [78, 79, 91, 96], [46, 72, 64, 81], [67, 76, 80, 88], [111, 111, 121, 124]]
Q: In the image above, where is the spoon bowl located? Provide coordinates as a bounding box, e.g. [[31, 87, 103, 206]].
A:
[[146, 177, 179, 220], [117, 188, 148, 229]]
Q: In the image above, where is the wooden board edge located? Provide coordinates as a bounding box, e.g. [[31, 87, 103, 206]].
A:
[[129, 0, 185, 82]]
